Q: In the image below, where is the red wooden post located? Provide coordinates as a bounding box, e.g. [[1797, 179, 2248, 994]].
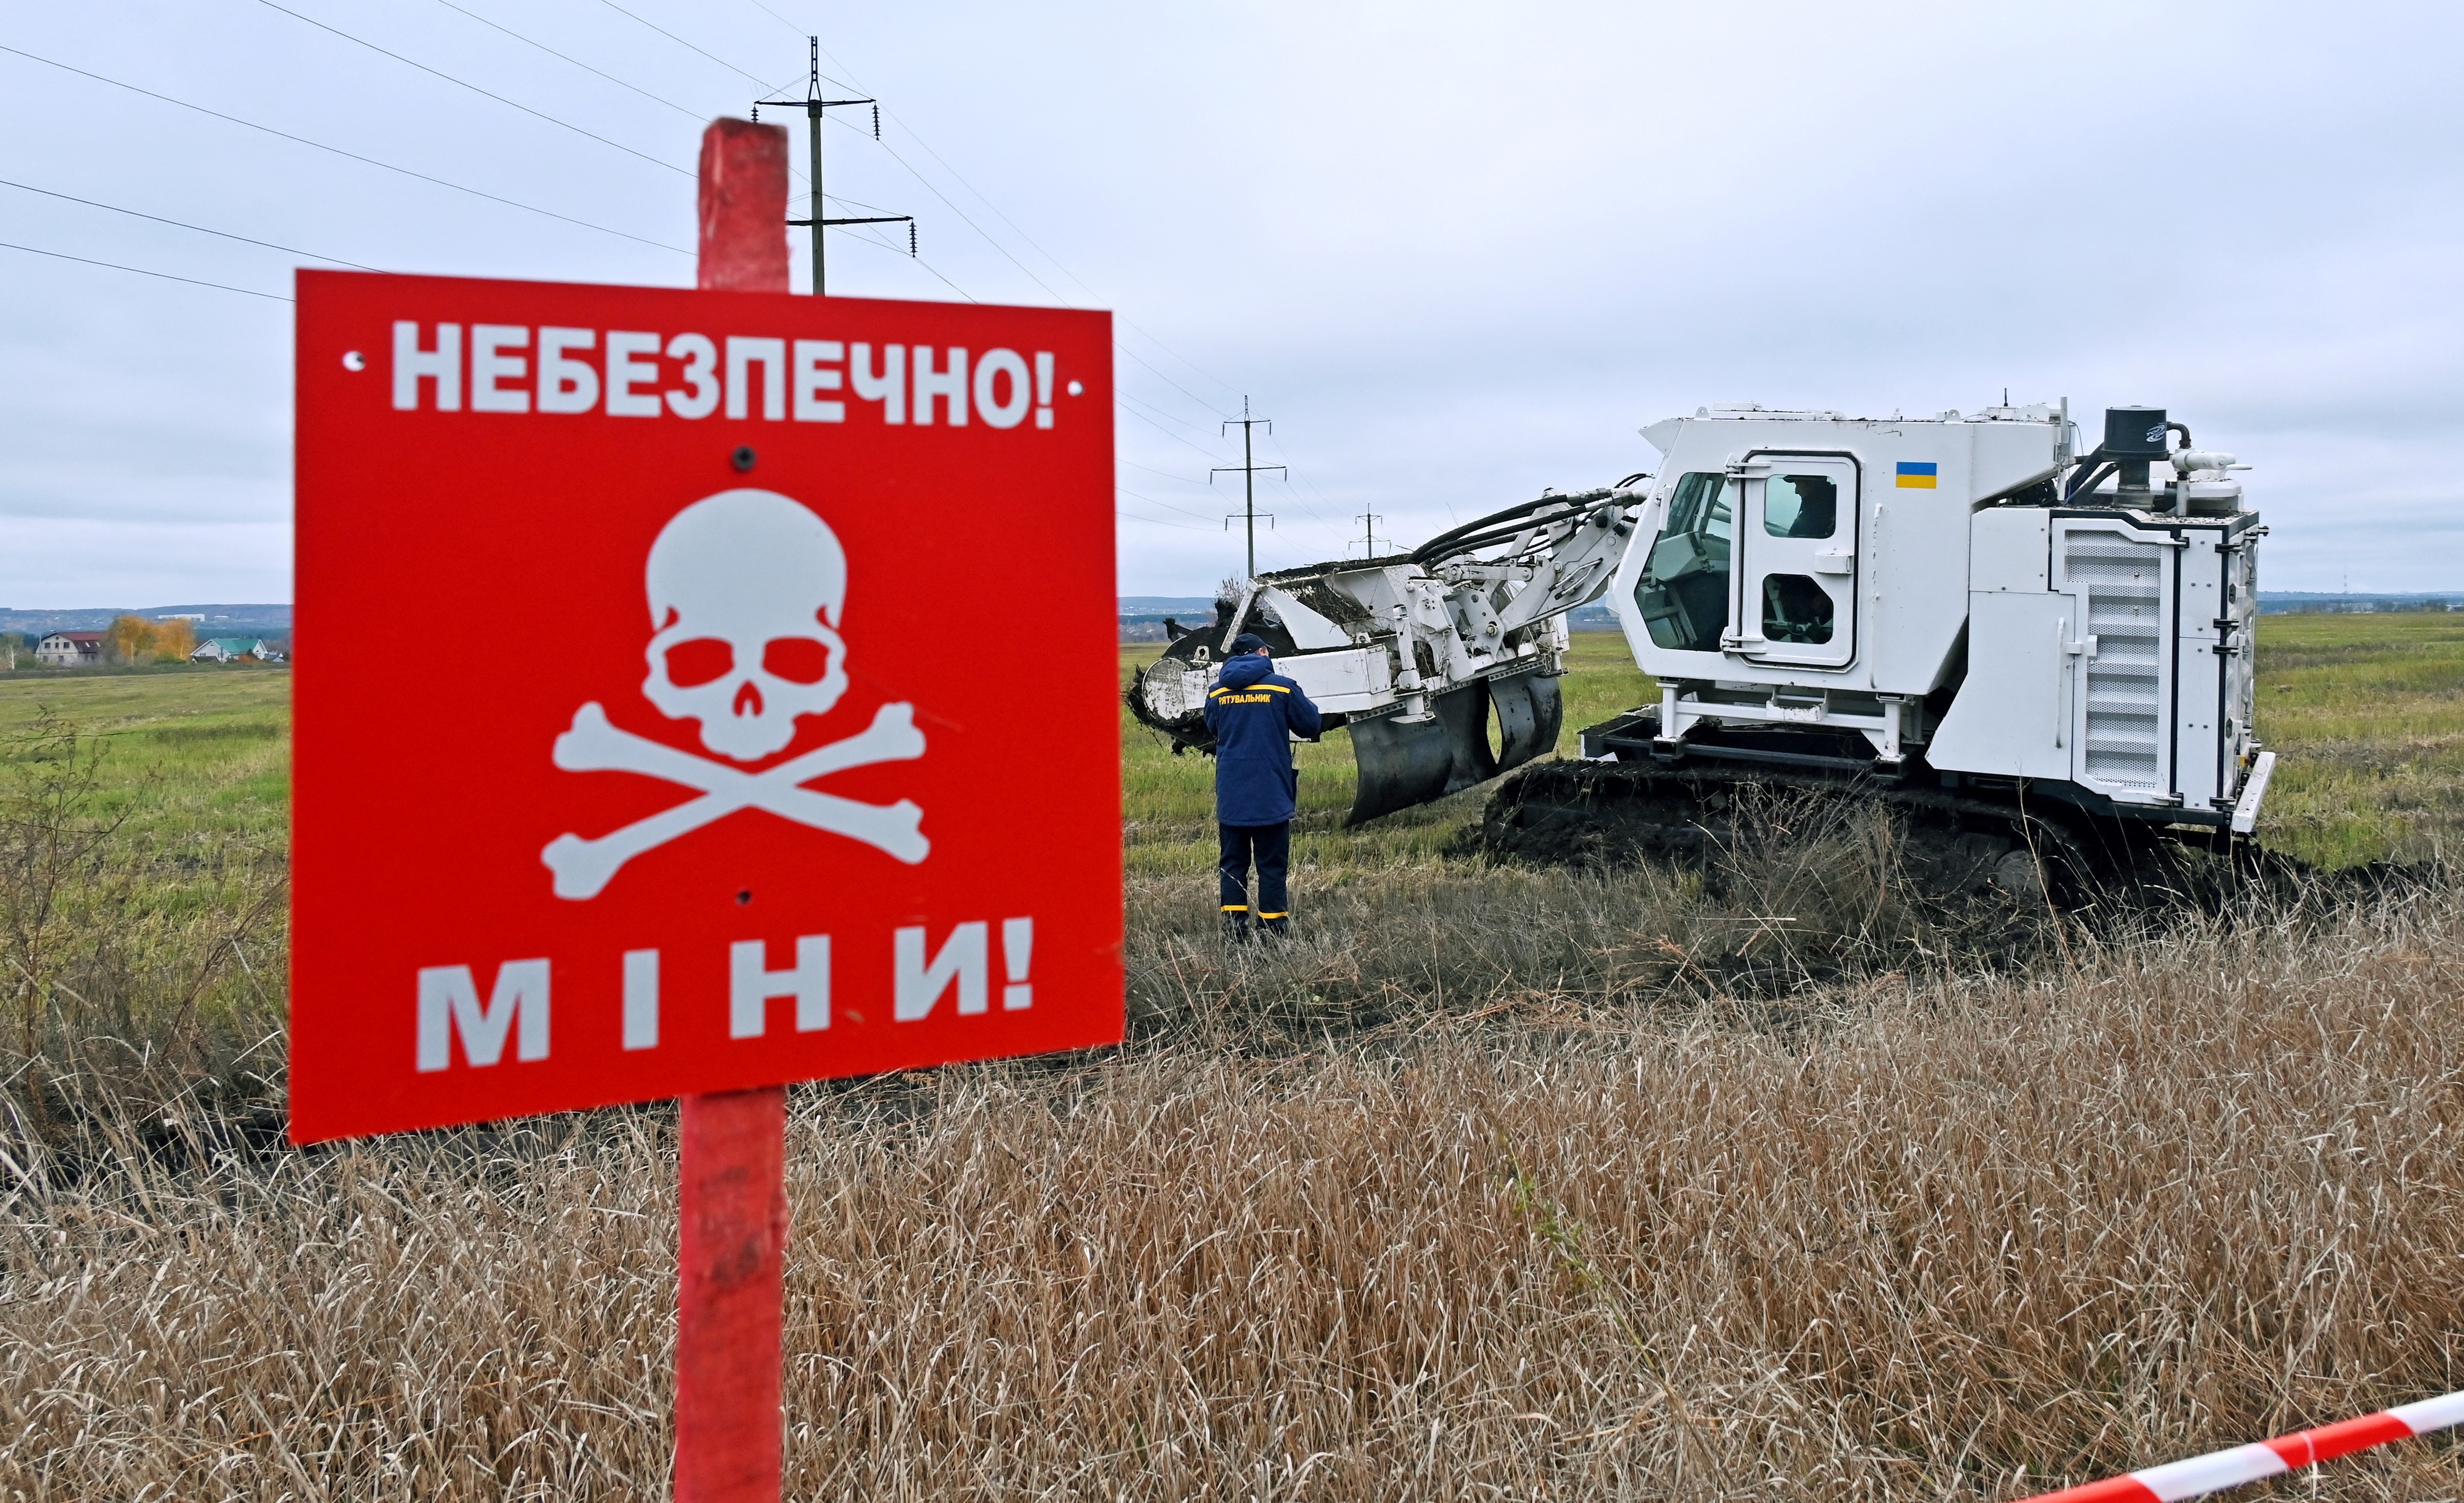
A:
[[676, 1085, 788, 1499], [697, 118, 792, 294], [676, 115, 792, 1503]]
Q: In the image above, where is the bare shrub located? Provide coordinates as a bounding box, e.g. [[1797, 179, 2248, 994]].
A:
[[0, 712, 286, 1158]]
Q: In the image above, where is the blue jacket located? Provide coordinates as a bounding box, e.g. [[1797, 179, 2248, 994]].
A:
[[1204, 653, 1324, 826]]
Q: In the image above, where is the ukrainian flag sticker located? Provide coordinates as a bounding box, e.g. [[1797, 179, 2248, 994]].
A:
[[1895, 461, 1938, 489]]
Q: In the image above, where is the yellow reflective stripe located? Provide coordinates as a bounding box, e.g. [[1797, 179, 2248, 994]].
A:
[[1258, 911, 1289, 919], [1220, 904, 1248, 912], [1208, 682, 1290, 696]]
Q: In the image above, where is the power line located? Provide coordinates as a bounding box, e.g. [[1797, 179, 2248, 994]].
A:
[[1113, 323, 1243, 410], [0, 240, 290, 302], [1258, 429, 1347, 536], [1119, 401, 1337, 548], [771, 30, 1248, 407], [571, 6, 1252, 464], [604, 9, 1250, 442], [0, 178, 378, 269], [709, 13, 1299, 562], [1114, 486, 1216, 523], [829, 117, 1274, 487], [839, 233, 977, 301], [1114, 493, 1215, 531], [1117, 400, 1234, 464], [792, 57, 1265, 444], [253, 0, 690, 178], [736, 0, 815, 42], [1116, 389, 1225, 442], [0, 44, 689, 256], [772, 33, 1100, 289], [460, 13, 967, 305], [816, 118, 1264, 464], [1256, 477, 1341, 543], [866, 110, 1244, 407], [877, 111, 1247, 399], [603, 4, 1254, 451], [1108, 340, 1228, 421], [593, 0, 776, 88], [724, 36, 1094, 316], [9, 10, 1267, 541], [431, 0, 699, 119], [840, 115, 1076, 306], [1119, 458, 1202, 485], [432, 0, 851, 204], [790, 189, 904, 216]]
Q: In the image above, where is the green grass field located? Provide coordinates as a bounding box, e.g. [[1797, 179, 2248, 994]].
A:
[[0, 662, 290, 844], [2243, 610, 2464, 866]]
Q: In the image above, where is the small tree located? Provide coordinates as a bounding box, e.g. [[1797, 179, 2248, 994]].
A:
[[102, 617, 201, 664], [0, 712, 132, 1134], [102, 616, 154, 665]]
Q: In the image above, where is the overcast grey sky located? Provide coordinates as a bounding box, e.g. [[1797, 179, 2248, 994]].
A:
[[2, 0, 2457, 605]]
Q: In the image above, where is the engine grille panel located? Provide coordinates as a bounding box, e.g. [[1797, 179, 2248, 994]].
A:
[[2065, 535, 2168, 793]]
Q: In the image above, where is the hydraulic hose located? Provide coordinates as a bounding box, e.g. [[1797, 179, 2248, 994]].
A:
[[1410, 488, 1633, 567]]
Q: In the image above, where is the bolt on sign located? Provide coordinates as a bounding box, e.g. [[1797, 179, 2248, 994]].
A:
[[290, 271, 1123, 1142]]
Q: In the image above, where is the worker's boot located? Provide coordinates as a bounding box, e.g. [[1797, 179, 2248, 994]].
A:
[[1220, 907, 1252, 943], [1259, 914, 1291, 940]]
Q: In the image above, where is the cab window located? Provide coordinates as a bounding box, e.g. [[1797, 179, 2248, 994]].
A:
[[1636, 472, 1731, 652], [1763, 474, 1838, 538]]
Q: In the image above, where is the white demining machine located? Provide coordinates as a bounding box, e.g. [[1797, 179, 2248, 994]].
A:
[[1129, 402, 2274, 871]]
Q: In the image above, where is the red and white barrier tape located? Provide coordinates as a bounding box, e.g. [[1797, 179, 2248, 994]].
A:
[[2023, 1390, 2464, 1502]]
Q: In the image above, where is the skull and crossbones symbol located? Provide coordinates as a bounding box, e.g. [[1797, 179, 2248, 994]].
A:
[[541, 489, 928, 900]]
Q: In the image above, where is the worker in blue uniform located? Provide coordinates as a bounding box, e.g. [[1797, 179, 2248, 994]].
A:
[[1204, 633, 1323, 937]]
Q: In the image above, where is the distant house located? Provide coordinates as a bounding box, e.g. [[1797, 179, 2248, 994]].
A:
[[191, 636, 270, 663], [33, 631, 103, 667]]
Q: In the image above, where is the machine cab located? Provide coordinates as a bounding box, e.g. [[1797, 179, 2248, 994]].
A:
[[1613, 405, 2065, 767], [1629, 414, 1883, 682]]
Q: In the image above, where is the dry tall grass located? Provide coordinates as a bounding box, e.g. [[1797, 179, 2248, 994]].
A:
[[4, 652, 2459, 1497], [5, 881, 2459, 1498]]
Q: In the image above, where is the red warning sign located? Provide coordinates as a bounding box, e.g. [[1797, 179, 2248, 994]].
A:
[[289, 270, 1123, 1142]]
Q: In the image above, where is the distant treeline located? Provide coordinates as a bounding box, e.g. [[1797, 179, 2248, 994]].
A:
[[0, 604, 291, 635], [2259, 596, 2460, 615]]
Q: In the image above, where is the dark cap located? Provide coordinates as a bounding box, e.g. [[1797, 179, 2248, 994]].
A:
[[1229, 633, 1270, 655]]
